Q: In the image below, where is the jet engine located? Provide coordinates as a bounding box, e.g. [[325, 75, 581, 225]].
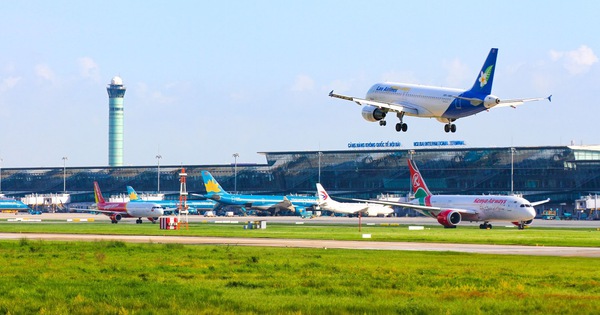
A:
[[361, 105, 387, 122], [436, 210, 461, 228], [109, 214, 122, 222], [483, 95, 500, 108]]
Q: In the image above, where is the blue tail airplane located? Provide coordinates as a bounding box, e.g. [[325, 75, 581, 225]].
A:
[[127, 186, 216, 215], [201, 170, 317, 217], [329, 48, 551, 133]]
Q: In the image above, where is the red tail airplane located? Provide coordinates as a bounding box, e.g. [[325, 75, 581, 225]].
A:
[[93, 181, 164, 224]]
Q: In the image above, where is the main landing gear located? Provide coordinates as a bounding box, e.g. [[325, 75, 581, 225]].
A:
[[444, 122, 457, 133], [479, 222, 492, 229], [395, 112, 408, 132]]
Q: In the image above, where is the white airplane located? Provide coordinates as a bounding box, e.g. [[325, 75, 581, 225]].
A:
[[329, 48, 551, 133], [92, 182, 165, 224], [316, 183, 394, 217], [355, 160, 549, 229]]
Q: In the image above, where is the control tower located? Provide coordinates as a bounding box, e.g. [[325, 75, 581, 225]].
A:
[[106, 76, 126, 166]]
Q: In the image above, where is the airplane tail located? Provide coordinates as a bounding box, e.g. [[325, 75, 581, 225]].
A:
[[316, 183, 334, 206], [127, 186, 140, 201], [201, 171, 228, 197], [468, 48, 498, 95], [93, 181, 106, 204], [407, 160, 431, 199]]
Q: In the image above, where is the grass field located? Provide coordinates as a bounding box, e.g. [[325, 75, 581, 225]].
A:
[[1, 220, 599, 314], [1, 239, 600, 314], [1, 220, 600, 247]]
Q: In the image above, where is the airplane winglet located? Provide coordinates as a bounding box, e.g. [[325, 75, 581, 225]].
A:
[[548, 95, 552, 102], [329, 90, 334, 97]]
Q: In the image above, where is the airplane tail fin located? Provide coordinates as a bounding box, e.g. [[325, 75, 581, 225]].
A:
[[407, 160, 431, 198], [127, 186, 140, 201], [316, 183, 333, 206], [93, 181, 106, 204], [468, 48, 498, 95], [201, 171, 228, 196]]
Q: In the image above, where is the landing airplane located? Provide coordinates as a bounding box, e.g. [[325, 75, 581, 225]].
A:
[[317, 183, 394, 217], [329, 48, 551, 133], [355, 160, 549, 229], [201, 171, 317, 217], [126, 186, 216, 215], [93, 182, 165, 224]]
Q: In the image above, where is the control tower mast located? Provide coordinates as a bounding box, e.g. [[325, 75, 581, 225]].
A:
[[106, 76, 126, 166]]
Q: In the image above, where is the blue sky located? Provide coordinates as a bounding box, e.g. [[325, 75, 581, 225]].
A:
[[0, 1, 598, 168]]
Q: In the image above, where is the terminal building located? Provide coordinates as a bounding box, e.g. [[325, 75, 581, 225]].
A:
[[0, 145, 599, 217]]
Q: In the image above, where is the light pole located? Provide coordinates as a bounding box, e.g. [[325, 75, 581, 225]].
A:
[[156, 155, 162, 193], [62, 156, 68, 193], [408, 150, 415, 161], [510, 147, 516, 195], [317, 152, 323, 183], [233, 153, 239, 193], [0, 157, 3, 193]]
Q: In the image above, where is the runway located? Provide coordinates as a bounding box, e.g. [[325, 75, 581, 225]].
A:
[[1, 232, 599, 257], [4, 212, 600, 228], [2, 213, 599, 257]]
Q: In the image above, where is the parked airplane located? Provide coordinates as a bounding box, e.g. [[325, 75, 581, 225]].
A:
[[329, 48, 551, 133], [357, 160, 549, 229], [127, 186, 216, 215], [316, 183, 394, 217], [201, 171, 317, 217], [0, 197, 30, 212], [93, 182, 164, 224]]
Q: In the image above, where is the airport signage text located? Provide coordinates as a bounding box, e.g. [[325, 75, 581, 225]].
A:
[[348, 141, 402, 149], [413, 140, 466, 147]]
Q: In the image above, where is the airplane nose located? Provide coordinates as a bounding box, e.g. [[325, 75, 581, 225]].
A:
[[527, 207, 536, 219]]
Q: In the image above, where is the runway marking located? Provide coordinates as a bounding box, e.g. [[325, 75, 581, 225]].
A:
[[1, 233, 599, 257]]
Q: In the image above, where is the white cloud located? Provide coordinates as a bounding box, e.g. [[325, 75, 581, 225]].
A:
[[78, 57, 100, 81], [291, 74, 315, 92], [442, 58, 470, 87], [0, 76, 21, 93], [550, 45, 598, 75], [134, 82, 176, 105], [35, 64, 56, 82]]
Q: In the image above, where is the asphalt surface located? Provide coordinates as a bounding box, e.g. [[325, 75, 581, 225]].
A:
[[1, 213, 599, 257]]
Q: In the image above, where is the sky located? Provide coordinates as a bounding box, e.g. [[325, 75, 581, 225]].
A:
[[0, 1, 599, 168]]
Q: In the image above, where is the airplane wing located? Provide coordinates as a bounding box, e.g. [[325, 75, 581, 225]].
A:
[[329, 90, 419, 115], [531, 198, 550, 207], [350, 198, 478, 216], [495, 95, 552, 109]]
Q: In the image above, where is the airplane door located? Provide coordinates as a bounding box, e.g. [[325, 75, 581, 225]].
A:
[[455, 99, 463, 109]]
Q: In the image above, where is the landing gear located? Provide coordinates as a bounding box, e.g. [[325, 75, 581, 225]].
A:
[[395, 112, 408, 132], [517, 222, 525, 230], [479, 222, 492, 229], [379, 120, 387, 126], [444, 123, 457, 133], [395, 122, 408, 132], [136, 218, 143, 224]]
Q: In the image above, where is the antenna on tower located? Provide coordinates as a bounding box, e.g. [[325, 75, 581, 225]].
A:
[[178, 167, 189, 229]]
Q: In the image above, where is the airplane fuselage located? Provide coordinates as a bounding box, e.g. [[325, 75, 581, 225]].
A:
[[210, 194, 293, 211], [413, 195, 536, 222], [366, 82, 493, 121], [98, 201, 164, 218]]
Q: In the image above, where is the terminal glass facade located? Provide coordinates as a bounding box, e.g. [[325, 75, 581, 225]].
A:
[[1, 146, 599, 211]]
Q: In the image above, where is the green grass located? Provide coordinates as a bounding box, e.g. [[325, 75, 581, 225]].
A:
[[1, 220, 600, 247], [0, 240, 599, 314]]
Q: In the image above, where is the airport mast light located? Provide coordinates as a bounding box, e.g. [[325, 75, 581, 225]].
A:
[[0, 157, 3, 193], [62, 156, 68, 193], [510, 148, 516, 195], [317, 151, 323, 183], [233, 153, 239, 193], [156, 155, 162, 193]]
